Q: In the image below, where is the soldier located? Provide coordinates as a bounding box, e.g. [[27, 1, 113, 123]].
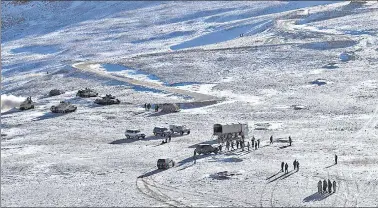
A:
[[168, 134, 172, 142], [270, 135, 273, 144], [231, 141, 235, 150], [281, 162, 285, 172], [293, 160, 297, 170], [335, 154, 338, 164], [328, 179, 332, 193], [318, 180, 322, 194], [241, 141, 244, 151], [147, 103, 151, 111], [257, 139, 260, 148], [247, 141, 250, 151], [236, 140, 239, 149], [193, 151, 197, 164], [333, 181, 336, 193], [323, 180, 327, 194], [255, 141, 258, 150], [144, 103, 147, 110], [219, 144, 223, 152], [226, 141, 230, 151], [289, 136, 292, 146], [296, 161, 299, 171], [251, 136, 255, 148], [285, 163, 289, 173]]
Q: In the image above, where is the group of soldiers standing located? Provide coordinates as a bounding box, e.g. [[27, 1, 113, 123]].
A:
[[144, 103, 159, 112], [318, 179, 337, 194]]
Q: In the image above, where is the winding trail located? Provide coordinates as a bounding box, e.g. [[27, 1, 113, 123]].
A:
[[72, 62, 221, 103]]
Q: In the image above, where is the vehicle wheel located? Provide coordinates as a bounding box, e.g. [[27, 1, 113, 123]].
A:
[[141, 136, 145, 139], [180, 131, 184, 135], [20, 107, 24, 110], [126, 135, 130, 139], [31, 105, 34, 109], [187, 131, 190, 135]]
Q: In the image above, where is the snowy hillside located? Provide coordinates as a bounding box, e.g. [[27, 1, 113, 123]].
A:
[[1, 1, 378, 207]]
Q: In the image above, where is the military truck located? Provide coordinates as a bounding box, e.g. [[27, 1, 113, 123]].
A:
[[50, 101, 77, 113], [76, 88, 98, 98], [157, 158, 175, 169], [94, 94, 120, 105], [19, 97, 35, 110], [49, 89, 64, 97], [153, 127, 171, 137]]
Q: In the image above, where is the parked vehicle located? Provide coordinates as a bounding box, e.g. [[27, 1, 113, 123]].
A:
[[195, 144, 219, 155], [213, 123, 249, 143], [125, 129, 146, 139], [153, 127, 171, 137], [169, 125, 190, 135], [157, 158, 175, 169], [19, 97, 35, 110]]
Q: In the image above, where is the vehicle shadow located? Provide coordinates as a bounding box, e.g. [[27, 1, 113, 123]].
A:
[[109, 135, 165, 145], [137, 169, 165, 178], [32, 112, 66, 121], [279, 145, 291, 149], [177, 153, 214, 166], [1, 108, 22, 116], [303, 192, 333, 202]]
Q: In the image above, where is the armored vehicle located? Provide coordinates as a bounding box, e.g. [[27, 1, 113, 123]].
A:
[[76, 88, 98, 98], [195, 144, 219, 155], [94, 94, 120, 105], [157, 158, 175, 169], [50, 101, 77, 113], [169, 124, 190, 135], [19, 97, 35, 110], [49, 89, 64, 97]]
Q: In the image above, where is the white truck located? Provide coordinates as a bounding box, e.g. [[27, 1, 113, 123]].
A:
[[169, 125, 190, 135], [213, 123, 249, 142]]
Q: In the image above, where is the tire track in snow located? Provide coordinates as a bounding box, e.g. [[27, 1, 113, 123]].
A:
[[136, 176, 186, 207]]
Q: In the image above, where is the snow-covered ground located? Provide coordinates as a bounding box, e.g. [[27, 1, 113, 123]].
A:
[[1, 1, 378, 207]]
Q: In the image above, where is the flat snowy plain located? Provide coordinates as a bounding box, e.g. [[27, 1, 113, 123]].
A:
[[1, 1, 378, 207]]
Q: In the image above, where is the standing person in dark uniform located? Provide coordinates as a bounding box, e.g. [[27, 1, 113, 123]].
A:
[[255, 141, 258, 150], [251, 136, 255, 148], [247, 141, 250, 151], [296, 161, 299, 171], [236, 140, 239, 149], [144, 103, 147, 110], [328, 179, 332, 193], [335, 154, 338, 164], [333, 181, 336, 193], [193, 150, 197, 164], [289, 136, 292, 146], [231, 141, 235, 150], [226, 141, 230, 151], [285, 163, 289, 173], [270, 135, 273, 144], [168, 134, 172, 142], [257, 139, 260, 148], [293, 160, 297, 170], [318, 180, 322, 194], [281, 162, 285, 172], [323, 180, 327, 193]]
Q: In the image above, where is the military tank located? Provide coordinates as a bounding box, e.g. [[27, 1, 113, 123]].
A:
[[94, 94, 120, 105], [76, 88, 98, 98], [19, 97, 35, 110], [49, 89, 65, 97], [50, 101, 77, 113]]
